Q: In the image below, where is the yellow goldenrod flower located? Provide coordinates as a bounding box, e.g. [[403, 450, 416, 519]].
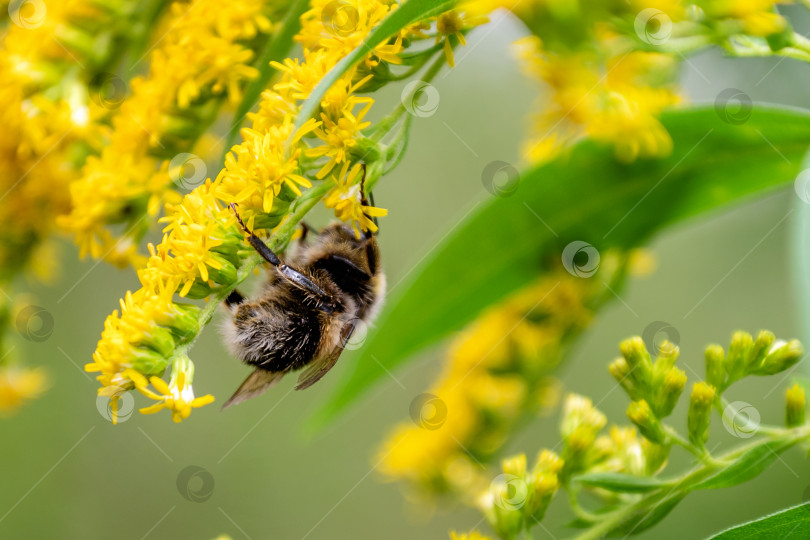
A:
[[435, 10, 488, 67], [324, 162, 388, 237], [297, 0, 402, 65], [132, 357, 214, 423]]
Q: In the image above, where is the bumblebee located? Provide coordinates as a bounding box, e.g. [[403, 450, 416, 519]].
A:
[[221, 182, 385, 409]]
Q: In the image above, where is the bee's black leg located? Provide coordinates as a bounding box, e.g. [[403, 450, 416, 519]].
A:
[[224, 289, 245, 307], [229, 204, 335, 312]]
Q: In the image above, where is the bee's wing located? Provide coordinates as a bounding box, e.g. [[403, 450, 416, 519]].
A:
[[295, 320, 356, 391], [222, 369, 285, 410]]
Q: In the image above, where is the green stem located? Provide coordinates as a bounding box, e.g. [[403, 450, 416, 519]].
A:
[[566, 486, 601, 524], [382, 113, 413, 175], [367, 50, 447, 143], [571, 462, 718, 540], [571, 427, 810, 540], [221, 0, 309, 161], [664, 426, 724, 466], [714, 395, 787, 437], [125, 0, 172, 72]]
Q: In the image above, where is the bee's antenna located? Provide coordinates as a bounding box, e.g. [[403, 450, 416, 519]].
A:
[[229, 202, 251, 235], [358, 163, 379, 237]]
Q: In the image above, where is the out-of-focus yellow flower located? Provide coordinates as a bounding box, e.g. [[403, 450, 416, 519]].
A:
[[378, 272, 598, 496], [61, 0, 273, 268], [0, 366, 48, 413], [519, 37, 680, 164]]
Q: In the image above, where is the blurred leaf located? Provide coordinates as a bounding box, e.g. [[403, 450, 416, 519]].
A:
[[691, 438, 794, 490], [606, 492, 686, 537], [574, 472, 671, 493], [789, 150, 810, 376], [708, 502, 810, 539], [312, 106, 810, 429], [292, 0, 457, 136]]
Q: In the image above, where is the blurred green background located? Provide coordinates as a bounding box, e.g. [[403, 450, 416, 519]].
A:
[[3, 10, 810, 540]]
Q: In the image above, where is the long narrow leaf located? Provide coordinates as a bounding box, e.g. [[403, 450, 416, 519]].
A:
[[311, 106, 810, 429]]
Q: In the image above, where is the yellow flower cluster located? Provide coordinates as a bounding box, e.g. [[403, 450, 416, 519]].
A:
[[516, 36, 680, 164], [87, 0, 439, 422], [0, 0, 125, 283], [61, 0, 272, 268], [0, 0, 151, 414], [0, 55, 73, 284], [378, 272, 595, 496], [469, 0, 792, 164]]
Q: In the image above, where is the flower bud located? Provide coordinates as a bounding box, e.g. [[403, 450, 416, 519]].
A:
[[609, 357, 642, 400], [561, 395, 607, 451], [704, 344, 725, 389], [786, 383, 806, 427], [688, 382, 716, 448], [754, 340, 804, 376], [725, 331, 753, 384], [654, 340, 680, 373], [747, 330, 775, 371], [654, 367, 686, 418], [526, 471, 559, 521], [502, 454, 527, 478], [627, 400, 667, 444], [482, 481, 525, 540], [620, 337, 652, 387], [534, 449, 563, 475]]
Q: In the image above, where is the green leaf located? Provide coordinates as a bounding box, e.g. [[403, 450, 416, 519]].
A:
[[291, 0, 457, 136], [708, 502, 810, 539], [691, 438, 795, 490], [311, 106, 810, 429], [607, 492, 686, 537], [574, 472, 671, 493]]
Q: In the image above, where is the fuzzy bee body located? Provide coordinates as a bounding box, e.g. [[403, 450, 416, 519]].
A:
[[222, 221, 385, 409]]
